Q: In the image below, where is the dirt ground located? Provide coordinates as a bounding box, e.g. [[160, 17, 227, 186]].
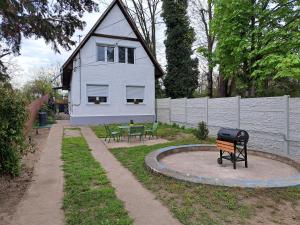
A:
[[0, 128, 50, 225]]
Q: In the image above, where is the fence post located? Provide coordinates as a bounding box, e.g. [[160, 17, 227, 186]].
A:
[[168, 97, 172, 124], [205, 97, 209, 125], [184, 98, 188, 127], [236, 96, 241, 129], [284, 95, 290, 155]]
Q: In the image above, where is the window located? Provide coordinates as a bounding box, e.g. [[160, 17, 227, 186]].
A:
[[87, 85, 109, 104], [97, 45, 105, 61], [126, 86, 145, 104], [128, 48, 135, 64], [107, 46, 114, 62], [97, 45, 115, 62], [119, 47, 126, 63]]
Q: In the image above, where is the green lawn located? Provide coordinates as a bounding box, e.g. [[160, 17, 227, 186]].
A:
[[91, 122, 209, 141], [61, 132, 133, 225], [109, 140, 300, 225]]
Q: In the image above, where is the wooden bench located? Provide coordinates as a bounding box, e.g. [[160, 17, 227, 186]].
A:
[[216, 140, 234, 153], [33, 124, 52, 134]]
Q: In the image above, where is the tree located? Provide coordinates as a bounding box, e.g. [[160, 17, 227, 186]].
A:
[[0, 0, 98, 80], [124, 0, 161, 58], [162, 0, 199, 98], [190, 0, 215, 97], [22, 65, 60, 101], [213, 0, 300, 97]]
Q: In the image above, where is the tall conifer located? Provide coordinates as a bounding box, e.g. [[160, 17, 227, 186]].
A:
[[162, 0, 199, 98]]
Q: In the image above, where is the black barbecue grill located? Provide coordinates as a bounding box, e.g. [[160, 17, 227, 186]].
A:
[[216, 128, 249, 169]]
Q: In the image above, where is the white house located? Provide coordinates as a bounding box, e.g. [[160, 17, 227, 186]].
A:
[[61, 0, 163, 125]]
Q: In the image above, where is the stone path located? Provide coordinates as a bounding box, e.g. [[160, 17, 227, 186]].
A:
[[81, 127, 182, 225], [10, 122, 65, 225]]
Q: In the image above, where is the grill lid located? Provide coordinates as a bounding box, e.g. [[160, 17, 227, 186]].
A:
[[217, 128, 249, 143]]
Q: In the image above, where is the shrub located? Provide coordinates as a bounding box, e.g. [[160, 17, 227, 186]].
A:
[[193, 121, 209, 140], [0, 86, 28, 176]]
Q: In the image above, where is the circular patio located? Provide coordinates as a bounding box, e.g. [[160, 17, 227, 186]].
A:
[[145, 144, 300, 188]]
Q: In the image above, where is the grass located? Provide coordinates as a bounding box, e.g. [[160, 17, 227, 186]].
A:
[[108, 140, 300, 225], [61, 134, 133, 225], [91, 122, 213, 142]]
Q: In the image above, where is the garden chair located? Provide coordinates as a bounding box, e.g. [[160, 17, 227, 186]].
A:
[[104, 125, 120, 142], [145, 122, 158, 139], [128, 125, 144, 143]]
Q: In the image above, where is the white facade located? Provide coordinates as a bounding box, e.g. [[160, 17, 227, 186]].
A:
[[65, 2, 159, 125]]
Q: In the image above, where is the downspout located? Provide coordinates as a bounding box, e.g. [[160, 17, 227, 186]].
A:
[[72, 50, 81, 107]]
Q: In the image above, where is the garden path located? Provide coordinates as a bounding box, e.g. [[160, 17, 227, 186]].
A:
[[81, 127, 182, 225], [10, 121, 65, 225]]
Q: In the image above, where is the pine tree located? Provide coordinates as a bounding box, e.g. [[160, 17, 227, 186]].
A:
[[162, 0, 199, 98]]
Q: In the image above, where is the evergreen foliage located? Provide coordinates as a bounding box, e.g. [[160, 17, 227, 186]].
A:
[[193, 121, 209, 140], [162, 0, 199, 98]]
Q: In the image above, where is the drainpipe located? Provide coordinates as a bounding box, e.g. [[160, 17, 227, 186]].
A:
[[72, 50, 81, 107]]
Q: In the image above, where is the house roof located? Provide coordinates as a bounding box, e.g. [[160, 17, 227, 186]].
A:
[[61, 0, 164, 90]]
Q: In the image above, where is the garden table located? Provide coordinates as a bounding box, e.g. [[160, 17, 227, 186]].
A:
[[118, 125, 130, 140]]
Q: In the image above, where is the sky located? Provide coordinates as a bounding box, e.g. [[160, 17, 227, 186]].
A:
[[10, 0, 166, 88]]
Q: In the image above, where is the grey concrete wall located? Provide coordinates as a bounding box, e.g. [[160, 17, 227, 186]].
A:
[[156, 96, 300, 158]]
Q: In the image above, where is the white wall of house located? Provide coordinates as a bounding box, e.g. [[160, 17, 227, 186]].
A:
[[68, 4, 155, 124]]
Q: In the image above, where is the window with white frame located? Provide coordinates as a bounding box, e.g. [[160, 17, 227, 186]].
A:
[[118, 47, 135, 64], [126, 86, 145, 104], [97, 45, 115, 62], [118, 47, 126, 63], [127, 48, 135, 64], [87, 84, 109, 104]]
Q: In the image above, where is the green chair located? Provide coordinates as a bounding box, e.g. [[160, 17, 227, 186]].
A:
[[104, 125, 120, 142], [145, 122, 158, 139], [128, 125, 144, 142]]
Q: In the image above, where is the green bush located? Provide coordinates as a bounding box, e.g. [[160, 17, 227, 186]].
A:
[[193, 121, 209, 140], [0, 86, 28, 176]]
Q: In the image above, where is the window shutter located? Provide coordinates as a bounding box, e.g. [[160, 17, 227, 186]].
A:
[[126, 86, 145, 99], [87, 85, 108, 96]]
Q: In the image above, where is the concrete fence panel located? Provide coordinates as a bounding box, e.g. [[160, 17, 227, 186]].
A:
[[186, 98, 207, 128], [208, 97, 238, 135], [170, 98, 186, 126], [156, 95, 300, 158], [156, 98, 171, 123]]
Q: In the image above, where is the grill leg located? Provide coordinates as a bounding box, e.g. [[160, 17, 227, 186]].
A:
[[218, 150, 223, 164], [244, 146, 248, 168], [233, 149, 236, 169]]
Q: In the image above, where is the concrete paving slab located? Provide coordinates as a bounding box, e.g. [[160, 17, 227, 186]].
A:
[[161, 151, 299, 180], [81, 127, 181, 225], [63, 129, 81, 137], [103, 138, 169, 149], [10, 122, 65, 225]]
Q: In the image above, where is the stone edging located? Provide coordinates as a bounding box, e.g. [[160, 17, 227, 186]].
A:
[[145, 144, 300, 188]]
